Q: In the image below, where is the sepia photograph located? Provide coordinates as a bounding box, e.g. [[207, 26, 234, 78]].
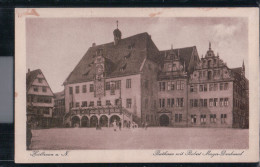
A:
[[15, 8, 259, 163]]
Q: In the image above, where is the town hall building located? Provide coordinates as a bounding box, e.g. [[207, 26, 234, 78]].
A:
[[62, 23, 249, 128]]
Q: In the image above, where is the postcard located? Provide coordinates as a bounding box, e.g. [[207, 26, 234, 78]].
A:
[[15, 8, 259, 163]]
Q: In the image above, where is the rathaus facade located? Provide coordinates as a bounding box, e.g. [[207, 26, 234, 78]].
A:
[[63, 25, 249, 129]]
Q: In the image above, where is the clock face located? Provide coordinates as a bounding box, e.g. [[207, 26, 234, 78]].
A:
[[96, 64, 104, 75]]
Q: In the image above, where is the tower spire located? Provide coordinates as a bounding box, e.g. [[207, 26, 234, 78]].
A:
[[116, 20, 118, 29], [171, 44, 173, 50], [242, 60, 245, 71], [209, 41, 211, 50]]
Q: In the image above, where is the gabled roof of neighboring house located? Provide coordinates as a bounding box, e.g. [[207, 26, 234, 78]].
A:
[[159, 46, 196, 73], [26, 69, 54, 96], [64, 32, 160, 85], [26, 69, 41, 92], [54, 90, 65, 100]]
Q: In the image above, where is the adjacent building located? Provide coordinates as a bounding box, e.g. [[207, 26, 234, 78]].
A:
[[26, 69, 54, 128], [53, 90, 65, 127], [62, 24, 249, 128]]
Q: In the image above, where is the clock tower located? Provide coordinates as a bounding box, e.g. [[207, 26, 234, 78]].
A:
[[94, 49, 105, 98]]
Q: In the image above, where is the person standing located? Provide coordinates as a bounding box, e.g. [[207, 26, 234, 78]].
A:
[[145, 122, 148, 130], [118, 121, 122, 131], [113, 120, 117, 131]]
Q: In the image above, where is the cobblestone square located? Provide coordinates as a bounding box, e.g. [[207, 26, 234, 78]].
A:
[[30, 127, 248, 150]]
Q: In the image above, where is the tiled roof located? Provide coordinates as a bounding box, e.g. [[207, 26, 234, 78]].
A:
[[159, 46, 195, 73], [54, 90, 65, 100], [26, 69, 41, 92], [64, 32, 160, 84], [231, 67, 243, 75]]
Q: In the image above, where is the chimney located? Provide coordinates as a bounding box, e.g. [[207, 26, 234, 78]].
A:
[[28, 68, 30, 73], [92, 43, 96, 47]]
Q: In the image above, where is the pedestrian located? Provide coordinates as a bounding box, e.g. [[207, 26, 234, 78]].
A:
[[26, 123, 32, 150], [142, 122, 145, 128], [145, 122, 148, 130], [119, 121, 122, 131], [113, 120, 117, 131]]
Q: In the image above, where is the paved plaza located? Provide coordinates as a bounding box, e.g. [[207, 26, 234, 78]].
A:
[[30, 127, 248, 150]]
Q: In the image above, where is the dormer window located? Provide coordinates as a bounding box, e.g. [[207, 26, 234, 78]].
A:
[[38, 78, 42, 83], [120, 63, 127, 72], [125, 52, 131, 59]]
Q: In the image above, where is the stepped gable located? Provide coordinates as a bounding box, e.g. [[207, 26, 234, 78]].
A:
[[159, 46, 196, 73], [64, 32, 160, 84]]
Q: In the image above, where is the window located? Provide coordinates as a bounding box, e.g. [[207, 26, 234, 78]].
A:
[[43, 108, 49, 115], [181, 81, 185, 90], [210, 114, 216, 123], [204, 84, 207, 91], [199, 85, 203, 92], [69, 87, 73, 94], [220, 83, 224, 90], [76, 86, 79, 94], [106, 100, 111, 106], [204, 99, 208, 107], [38, 78, 43, 83], [203, 71, 206, 77], [208, 71, 212, 80], [159, 82, 166, 91], [221, 114, 227, 124], [34, 87, 38, 92], [172, 64, 176, 71], [97, 101, 101, 106], [171, 98, 174, 107], [209, 98, 213, 107], [82, 101, 87, 107], [177, 81, 181, 90], [175, 114, 182, 122], [224, 83, 229, 90], [115, 81, 121, 89], [115, 99, 121, 106], [224, 98, 229, 106], [126, 79, 131, 88], [76, 102, 80, 107], [42, 87, 47, 92], [167, 81, 175, 90], [145, 99, 148, 109], [69, 102, 73, 108], [177, 98, 184, 107], [199, 99, 204, 107], [90, 84, 94, 92], [214, 98, 218, 107], [191, 115, 197, 124], [199, 71, 202, 78], [167, 98, 171, 107], [190, 99, 194, 107], [167, 64, 172, 71], [167, 82, 171, 90], [190, 84, 197, 92], [159, 99, 165, 108], [127, 99, 132, 108], [209, 84, 214, 91], [194, 99, 198, 107], [214, 83, 218, 91], [89, 101, 94, 107], [200, 115, 206, 124], [82, 85, 87, 93], [106, 82, 110, 90]]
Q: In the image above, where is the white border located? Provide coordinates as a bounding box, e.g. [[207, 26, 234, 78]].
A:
[[15, 8, 259, 163]]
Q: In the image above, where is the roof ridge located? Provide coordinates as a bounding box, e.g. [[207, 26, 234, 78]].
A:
[[160, 46, 196, 52], [90, 32, 149, 48]]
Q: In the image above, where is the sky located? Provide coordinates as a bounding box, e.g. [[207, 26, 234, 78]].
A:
[[26, 17, 248, 93]]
